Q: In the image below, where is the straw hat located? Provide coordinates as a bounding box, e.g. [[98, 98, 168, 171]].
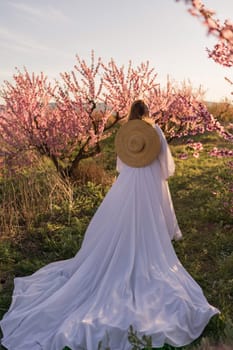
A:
[[115, 119, 161, 168]]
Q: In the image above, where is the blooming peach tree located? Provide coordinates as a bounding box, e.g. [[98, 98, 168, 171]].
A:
[[0, 69, 56, 168], [0, 51, 229, 178], [102, 59, 227, 143]]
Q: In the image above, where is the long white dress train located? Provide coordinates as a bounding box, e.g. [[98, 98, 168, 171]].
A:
[[0, 125, 219, 350]]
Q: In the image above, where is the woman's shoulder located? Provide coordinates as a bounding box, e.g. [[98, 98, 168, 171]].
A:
[[153, 123, 163, 134]]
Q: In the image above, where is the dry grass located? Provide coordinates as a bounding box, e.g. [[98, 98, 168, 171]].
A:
[[0, 158, 114, 239], [73, 159, 113, 186], [0, 169, 73, 238]]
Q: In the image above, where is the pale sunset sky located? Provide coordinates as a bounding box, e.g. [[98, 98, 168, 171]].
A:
[[1, 0, 233, 102]]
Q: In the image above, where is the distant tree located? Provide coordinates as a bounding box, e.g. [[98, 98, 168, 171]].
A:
[[205, 99, 233, 123]]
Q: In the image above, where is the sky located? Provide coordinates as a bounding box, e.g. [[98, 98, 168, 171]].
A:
[[1, 0, 233, 103]]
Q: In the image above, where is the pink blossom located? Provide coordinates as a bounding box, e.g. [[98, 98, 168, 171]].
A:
[[193, 152, 200, 158], [179, 153, 188, 160], [187, 142, 203, 151], [178, 0, 233, 68], [209, 147, 233, 158]]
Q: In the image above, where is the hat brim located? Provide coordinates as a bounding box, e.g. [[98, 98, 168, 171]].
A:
[[115, 120, 161, 168]]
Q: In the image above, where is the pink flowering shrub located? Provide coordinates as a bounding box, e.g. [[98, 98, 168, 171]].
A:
[[209, 147, 233, 158], [187, 140, 203, 158]]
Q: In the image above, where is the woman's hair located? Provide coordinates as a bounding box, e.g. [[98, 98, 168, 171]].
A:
[[128, 100, 149, 120]]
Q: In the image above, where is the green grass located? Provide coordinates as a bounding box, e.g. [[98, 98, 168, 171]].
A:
[[0, 131, 232, 349]]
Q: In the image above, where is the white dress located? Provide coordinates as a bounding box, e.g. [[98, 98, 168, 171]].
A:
[[0, 125, 219, 350]]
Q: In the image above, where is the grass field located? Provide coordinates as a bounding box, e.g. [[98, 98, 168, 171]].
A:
[[0, 131, 232, 349]]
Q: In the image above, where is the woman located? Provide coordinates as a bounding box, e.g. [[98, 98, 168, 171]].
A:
[[0, 100, 219, 350]]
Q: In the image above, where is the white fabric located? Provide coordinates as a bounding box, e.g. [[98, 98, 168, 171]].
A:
[[0, 125, 219, 350]]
